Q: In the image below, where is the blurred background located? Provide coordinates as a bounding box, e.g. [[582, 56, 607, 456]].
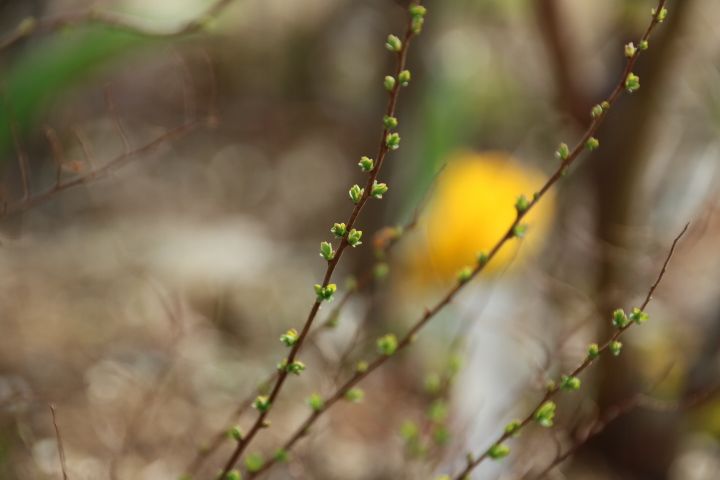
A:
[[0, 0, 719, 479]]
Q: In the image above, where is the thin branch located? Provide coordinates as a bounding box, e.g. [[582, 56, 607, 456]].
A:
[[49, 404, 69, 480], [245, 3, 673, 476], [186, 162, 442, 478], [532, 378, 720, 479], [104, 86, 131, 154], [0, 120, 201, 220], [451, 221, 687, 479], [213, 5, 426, 478], [0, 0, 237, 52]]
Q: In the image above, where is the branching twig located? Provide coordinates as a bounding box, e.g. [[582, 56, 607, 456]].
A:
[[0, 120, 201, 220], [49, 404, 69, 480], [451, 221, 686, 479], [213, 4, 427, 478], [531, 378, 720, 479], [243, 3, 673, 477], [183, 165, 439, 476], [0, 0, 237, 52]]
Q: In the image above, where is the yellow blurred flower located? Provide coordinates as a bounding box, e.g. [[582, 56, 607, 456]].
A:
[[405, 151, 555, 285]]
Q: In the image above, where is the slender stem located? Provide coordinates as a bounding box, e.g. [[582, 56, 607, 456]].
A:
[[214, 5, 424, 478], [247, 2, 671, 477], [0, 0, 237, 52], [0, 120, 201, 220], [452, 222, 686, 480], [534, 377, 720, 479], [184, 172, 436, 475], [49, 404, 69, 480]]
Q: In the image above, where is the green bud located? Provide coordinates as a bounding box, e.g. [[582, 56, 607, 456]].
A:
[[512, 224, 528, 238], [477, 251, 489, 265], [373, 262, 390, 279], [385, 34, 403, 52], [629, 307, 649, 324], [409, 5, 427, 17], [591, 104, 604, 119], [345, 387, 364, 403], [386, 132, 401, 150], [610, 340, 623, 356], [377, 333, 398, 356], [384, 75, 396, 92], [435, 476, 450, 480], [534, 401, 556, 428], [383, 115, 399, 130], [515, 194, 530, 213], [457, 266, 473, 284], [253, 396, 270, 412], [400, 420, 419, 441], [504, 420, 521, 436], [560, 375, 581, 391], [320, 241, 335, 261], [555, 142, 570, 161], [601, 101, 610, 110], [398, 69, 411, 86], [225, 470, 241, 480], [411, 15, 425, 34], [586, 137, 600, 151], [639, 40, 649, 50], [244, 453, 264, 473], [428, 399, 448, 422], [624, 42, 637, 58], [587, 343, 600, 359], [274, 449, 289, 463], [17, 17, 37, 35], [346, 276, 358, 291], [356, 360, 369, 373], [625, 72, 640, 93], [424, 373, 441, 394], [447, 353, 463, 376], [433, 424, 450, 446], [488, 443, 510, 460], [358, 156, 374, 173], [314, 283, 337, 302], [652, 7, 668, 22], [371, 181, 389, 199], [349, 184, 364, 204], [347, 228, 363, 247], [286, 360, 306, 375], [228, 426, 243, 441], [331, 222, 347, 238], [612, 308, 629, 329], [279, 328, 299, 347], [307, 393, 324, 412]]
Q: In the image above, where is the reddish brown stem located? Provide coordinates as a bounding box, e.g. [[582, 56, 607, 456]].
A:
[[215, 6, 423, 478]]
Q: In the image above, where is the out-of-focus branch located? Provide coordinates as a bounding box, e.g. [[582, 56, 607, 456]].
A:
[[0, 0, 237, 52], [532, 380, 720, 479], [49, 404, 69, 480], [534, 0, 591, 125], [451, 222, 686, 480], [0, 120, 202, 220], [183, 165, 443, 477]]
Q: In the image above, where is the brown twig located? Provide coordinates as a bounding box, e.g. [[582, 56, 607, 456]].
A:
[[531, 378, 720, 479], [184, 164, 440, 476], [0, 0, 237, 52], [451, 221, 686, 479], [0, 120, 201, 220], [213, 5, 425, 478], [242, 3, 672, 477], [48, 404, 69, 480], [104, 86, 131, 154]]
